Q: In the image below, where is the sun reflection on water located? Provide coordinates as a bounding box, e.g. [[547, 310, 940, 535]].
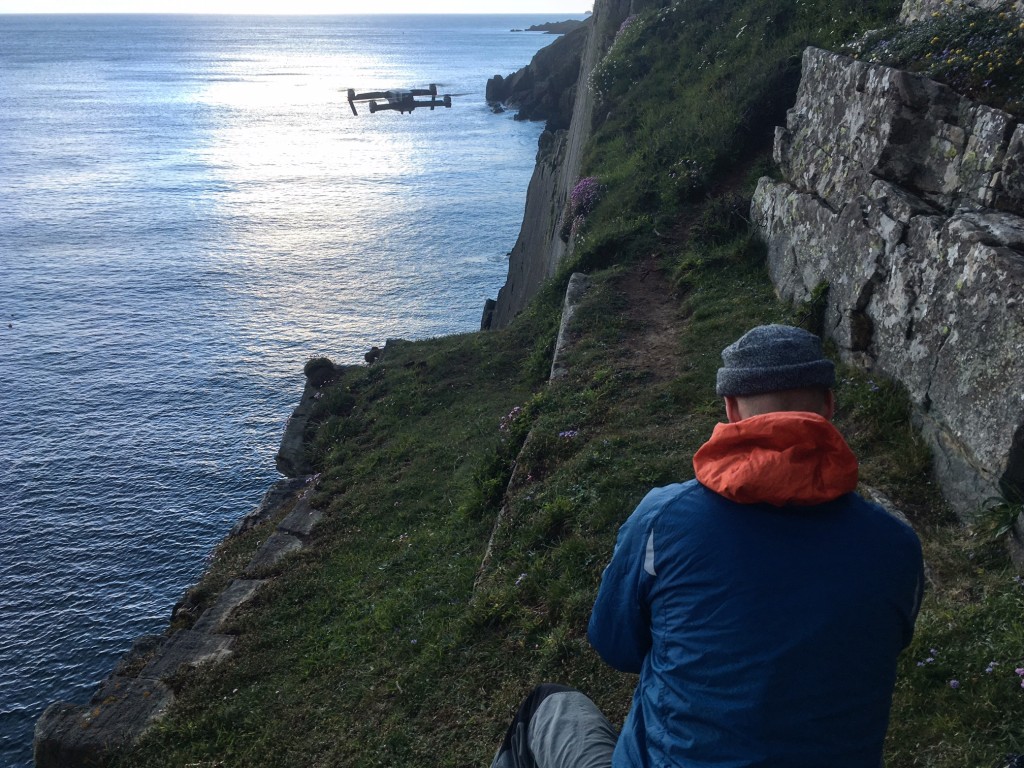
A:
[[189, 44, 491, 357]]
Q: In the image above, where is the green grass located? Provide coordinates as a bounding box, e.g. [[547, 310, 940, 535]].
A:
[[115, 0, 1024, 765]]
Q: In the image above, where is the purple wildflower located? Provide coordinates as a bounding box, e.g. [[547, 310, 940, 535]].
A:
[[569, 177, 603, 218], [500, 405, 524, 432], [949, 679, 960, 689]]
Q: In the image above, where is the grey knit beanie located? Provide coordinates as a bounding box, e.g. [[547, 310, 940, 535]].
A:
[[716, 324, 835, 397]]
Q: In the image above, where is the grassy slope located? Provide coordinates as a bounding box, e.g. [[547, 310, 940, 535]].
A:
[[121, 0, 1024, 765]]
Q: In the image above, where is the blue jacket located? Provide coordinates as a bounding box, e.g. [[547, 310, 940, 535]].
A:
[[588, 412, 923, 767]]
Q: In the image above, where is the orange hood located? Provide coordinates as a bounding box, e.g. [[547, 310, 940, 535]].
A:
[[693, 411, 858, 506]]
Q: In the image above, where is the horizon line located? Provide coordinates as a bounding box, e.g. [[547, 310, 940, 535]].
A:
[[0, 9, 592, 14]]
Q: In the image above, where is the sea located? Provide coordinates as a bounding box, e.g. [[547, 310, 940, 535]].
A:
[[0, 13, 581, 765]]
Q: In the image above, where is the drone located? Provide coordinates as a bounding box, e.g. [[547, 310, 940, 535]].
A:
[[347, 84, 453, 115]]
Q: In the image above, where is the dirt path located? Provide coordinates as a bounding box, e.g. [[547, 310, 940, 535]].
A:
[[616, 257, 686, 383]]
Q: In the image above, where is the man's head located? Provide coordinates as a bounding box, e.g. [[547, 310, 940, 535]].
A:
[[716, 324, 835, 422]]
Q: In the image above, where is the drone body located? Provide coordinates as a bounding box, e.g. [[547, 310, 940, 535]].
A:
[[347, 84, 453, 115]]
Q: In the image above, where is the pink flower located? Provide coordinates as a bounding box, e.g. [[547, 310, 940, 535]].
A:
[[569, 177, 602, 218]]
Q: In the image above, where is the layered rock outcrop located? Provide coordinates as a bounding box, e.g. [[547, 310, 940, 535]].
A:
[[753, 46, 1024, 525], [33, 361, 336, 766]]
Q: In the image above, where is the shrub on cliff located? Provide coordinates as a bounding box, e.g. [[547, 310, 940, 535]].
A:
[[559, 176, 604, 241], [303, 356, 336, 388]]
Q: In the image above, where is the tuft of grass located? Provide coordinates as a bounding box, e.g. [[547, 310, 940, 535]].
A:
[[887, 530, 1024, 767]]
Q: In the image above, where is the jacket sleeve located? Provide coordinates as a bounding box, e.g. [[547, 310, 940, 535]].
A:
[[588, 497, 658, 673]]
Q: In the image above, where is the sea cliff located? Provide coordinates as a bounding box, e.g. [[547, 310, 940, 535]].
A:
[[34, 0, 1024, 764], [485, 0, 646, 329]]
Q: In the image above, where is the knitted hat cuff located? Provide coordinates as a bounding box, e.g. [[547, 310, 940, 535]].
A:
[[716, 358, 835, 397]]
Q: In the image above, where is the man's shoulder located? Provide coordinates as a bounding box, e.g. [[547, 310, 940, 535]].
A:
[[844, 491, 923, 551], [626, 479, 723, 532], [634, 479, 709, 514]]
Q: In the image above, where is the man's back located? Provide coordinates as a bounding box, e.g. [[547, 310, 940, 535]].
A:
[[589, 412, 923, 767], [491, 326, 924, 768]]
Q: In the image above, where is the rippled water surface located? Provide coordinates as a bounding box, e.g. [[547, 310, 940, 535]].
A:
[[0, 14, 572, 764]]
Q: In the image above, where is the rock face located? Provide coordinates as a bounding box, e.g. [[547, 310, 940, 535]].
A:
[[486, 22, 588, 131], [34, 477, 324, 767], [753, 46, 1024, 524], [549, 272, 592, 380], [487, 0, 643, 329]]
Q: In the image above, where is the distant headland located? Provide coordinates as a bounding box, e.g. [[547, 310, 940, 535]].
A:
[[511, 19, 587, 34]]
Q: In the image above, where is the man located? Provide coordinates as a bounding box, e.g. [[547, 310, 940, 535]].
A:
[[491, 324, 923, 768]]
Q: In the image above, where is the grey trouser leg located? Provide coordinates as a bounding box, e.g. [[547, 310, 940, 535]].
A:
[[491, 684, 616, 768]]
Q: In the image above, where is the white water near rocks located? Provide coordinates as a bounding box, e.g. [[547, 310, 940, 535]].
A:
[[0, 14, 577, 765]]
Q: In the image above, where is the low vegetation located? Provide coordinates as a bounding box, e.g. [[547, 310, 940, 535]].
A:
[[118, 0, 1023, 765], [852, 2, 1024, 116]]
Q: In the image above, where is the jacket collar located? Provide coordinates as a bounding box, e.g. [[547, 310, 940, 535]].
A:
[[692, 411, 858, 506]]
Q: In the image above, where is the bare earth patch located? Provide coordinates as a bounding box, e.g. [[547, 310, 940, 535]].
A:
[[617, 258, 684, 383]]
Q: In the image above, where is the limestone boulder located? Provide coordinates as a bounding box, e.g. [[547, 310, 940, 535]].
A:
[[754, 47, 1024, 523], [775, 48, 1021, 217]]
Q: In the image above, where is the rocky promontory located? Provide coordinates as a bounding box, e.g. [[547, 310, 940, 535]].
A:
[[511, 19, 588, 34], [486, 20, 589, 130]]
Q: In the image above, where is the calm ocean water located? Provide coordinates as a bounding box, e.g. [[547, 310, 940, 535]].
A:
[[0, 14, 577, 765]]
